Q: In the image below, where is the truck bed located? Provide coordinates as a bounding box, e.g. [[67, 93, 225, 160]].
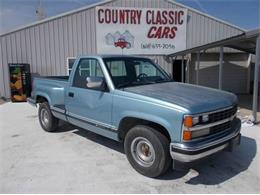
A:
[[31, 76, 68, 107]]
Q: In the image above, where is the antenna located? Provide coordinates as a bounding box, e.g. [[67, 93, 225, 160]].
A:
[[36, 0, 46, 21]]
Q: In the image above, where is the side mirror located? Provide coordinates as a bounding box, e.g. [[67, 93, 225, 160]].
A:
[[86, 76, 107, 91]]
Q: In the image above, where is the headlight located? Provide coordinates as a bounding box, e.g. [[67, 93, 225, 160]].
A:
[[183, 115, 200, 128], [183, 115, 210, 141], [192, 128, 210, 138], [202, 114, 209, 123], [183, 116, 193, 128], [193, 116, 200, 125], [183, 127, 210, 141], [184, 115, 209, 128]]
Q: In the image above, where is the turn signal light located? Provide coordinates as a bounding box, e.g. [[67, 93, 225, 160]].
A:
[[183, 130, 192, 141], [184, 116, 193, 128]]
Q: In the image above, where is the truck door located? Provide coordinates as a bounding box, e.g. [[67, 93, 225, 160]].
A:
[[65, 58, 114, 131]]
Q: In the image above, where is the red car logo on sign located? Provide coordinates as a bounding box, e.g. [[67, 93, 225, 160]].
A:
[[114, 38, 131, 49]]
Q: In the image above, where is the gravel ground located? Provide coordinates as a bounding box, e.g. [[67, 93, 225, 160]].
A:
[[0, 102, 260, 193]]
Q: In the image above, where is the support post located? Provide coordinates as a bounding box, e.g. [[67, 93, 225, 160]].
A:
[[187, 56, 190, 83], [196, 51, 200, 85], [247, 54, 252, 94], [252, 35, 260, 122], [219, 46, 224, 90], [181, 55, 184, 82]]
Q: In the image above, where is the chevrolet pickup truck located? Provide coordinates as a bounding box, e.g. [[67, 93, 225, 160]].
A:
[[27, 55, 241, 177]]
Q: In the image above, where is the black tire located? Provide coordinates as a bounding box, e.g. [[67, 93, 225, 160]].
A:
[[124, 125, 171, 178], [38, 102, 59, 132]]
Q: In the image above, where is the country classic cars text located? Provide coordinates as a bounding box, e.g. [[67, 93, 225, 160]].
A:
[[97, 8, 186, 39]]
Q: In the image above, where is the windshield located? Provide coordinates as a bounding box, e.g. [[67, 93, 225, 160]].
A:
[[103, 57, 171, 89]]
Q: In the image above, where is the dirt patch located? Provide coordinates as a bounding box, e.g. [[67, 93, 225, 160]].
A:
[[11, 134, 20, 138]]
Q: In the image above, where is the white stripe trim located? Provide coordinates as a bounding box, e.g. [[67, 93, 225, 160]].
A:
[[50, 106, 66, 114], [67, 111, 117, 131]]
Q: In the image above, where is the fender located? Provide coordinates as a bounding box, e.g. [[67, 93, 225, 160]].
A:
[[117, 110, 174, 140], [35, 91, 52, 105]]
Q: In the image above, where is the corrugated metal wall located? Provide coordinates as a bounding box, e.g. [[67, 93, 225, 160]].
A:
[[0, 6, 97, 98], [0, 0, 244, 98]]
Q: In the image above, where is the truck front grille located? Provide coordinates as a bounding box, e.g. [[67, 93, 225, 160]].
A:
[[210, 121, 231, 134], [209, 105, 237, 123], [185, 105, 238, 141]]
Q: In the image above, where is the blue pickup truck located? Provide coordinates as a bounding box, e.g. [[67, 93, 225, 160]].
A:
[[27, 55, 241, 177]]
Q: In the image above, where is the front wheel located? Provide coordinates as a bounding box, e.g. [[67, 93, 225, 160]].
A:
[[124, 125, 171, 177], [38, 102, 59, 132]]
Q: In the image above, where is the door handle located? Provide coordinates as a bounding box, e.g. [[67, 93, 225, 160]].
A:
[[68, 92, 74, 97]]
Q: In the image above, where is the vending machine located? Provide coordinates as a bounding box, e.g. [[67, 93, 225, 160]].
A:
[[9, 63, 31, 102]]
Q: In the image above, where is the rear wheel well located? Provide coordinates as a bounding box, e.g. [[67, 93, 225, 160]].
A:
[[118, 117, 171, 142], [36, 96, 48, 103]]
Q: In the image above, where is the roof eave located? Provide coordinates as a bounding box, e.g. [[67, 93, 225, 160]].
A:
[[168, 28, 260, 57]]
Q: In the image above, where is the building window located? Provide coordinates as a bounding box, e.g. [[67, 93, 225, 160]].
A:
[[67, 57, 76, 75]]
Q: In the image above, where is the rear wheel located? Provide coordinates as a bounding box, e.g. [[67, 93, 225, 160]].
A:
[[124, 125, 171, 177], [38, 102, 58, 132]]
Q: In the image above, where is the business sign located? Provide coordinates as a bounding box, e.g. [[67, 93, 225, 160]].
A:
[[96, 6, 187, 55]]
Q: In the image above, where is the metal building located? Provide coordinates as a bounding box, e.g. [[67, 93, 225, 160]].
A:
[[0, 0, 250, 99]]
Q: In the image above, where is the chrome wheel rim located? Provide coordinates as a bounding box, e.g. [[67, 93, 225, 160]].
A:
[[130, 137, 155, 167], [40, 108, 49, 128]]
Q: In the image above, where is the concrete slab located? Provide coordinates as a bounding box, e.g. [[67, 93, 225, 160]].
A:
[[0, 102, 260, 193]]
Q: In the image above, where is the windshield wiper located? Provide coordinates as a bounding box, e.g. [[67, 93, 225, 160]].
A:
[[117, 82, 133, 89], [141, 81, 156, 85], [154, 78, 172, 83], [117, 81, 155, 89], [117, 80, 170, 89]]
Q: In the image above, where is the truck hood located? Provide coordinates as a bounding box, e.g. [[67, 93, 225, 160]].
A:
[[124, 82, 237, 114]]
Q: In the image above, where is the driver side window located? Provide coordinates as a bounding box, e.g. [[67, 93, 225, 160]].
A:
[[72, 58, 104, 89]]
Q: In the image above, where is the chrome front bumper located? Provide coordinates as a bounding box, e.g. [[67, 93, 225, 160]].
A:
[[170, 118, 241, 162]]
